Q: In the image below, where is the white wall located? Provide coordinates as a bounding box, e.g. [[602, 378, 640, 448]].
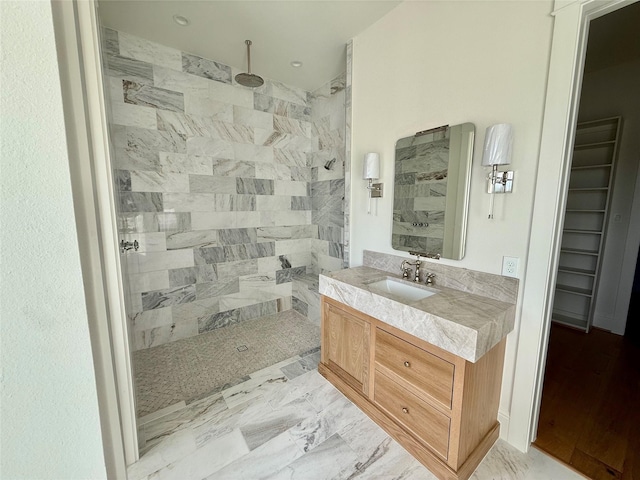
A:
[[578, 59, 640, 333], [0, 2, 107, 478], [350, 0, 554, 433]]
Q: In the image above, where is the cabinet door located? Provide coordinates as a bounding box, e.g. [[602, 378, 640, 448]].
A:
[[322, 302, 369, 394]]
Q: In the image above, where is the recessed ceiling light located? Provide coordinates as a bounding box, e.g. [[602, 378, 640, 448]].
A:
[[290, 61, 303, 68], [173, 15, 190, 26]]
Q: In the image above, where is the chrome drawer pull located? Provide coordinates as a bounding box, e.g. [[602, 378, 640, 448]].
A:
[[402, 407, 409, 414], [404, 361, 410, 367]]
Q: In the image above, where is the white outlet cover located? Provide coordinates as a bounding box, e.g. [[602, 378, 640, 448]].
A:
[[502, 256, 519, 278]]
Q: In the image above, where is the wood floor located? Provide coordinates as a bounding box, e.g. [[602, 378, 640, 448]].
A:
[[535, 324, 640, 479]]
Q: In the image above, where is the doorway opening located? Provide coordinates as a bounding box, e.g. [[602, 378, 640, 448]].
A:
[[535, 2, 640, 478]]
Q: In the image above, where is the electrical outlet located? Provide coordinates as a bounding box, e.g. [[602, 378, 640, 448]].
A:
[[502, 256, 519, 277]]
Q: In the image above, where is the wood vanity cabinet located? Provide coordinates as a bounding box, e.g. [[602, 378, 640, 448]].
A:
[[318, 296, 506, 480]]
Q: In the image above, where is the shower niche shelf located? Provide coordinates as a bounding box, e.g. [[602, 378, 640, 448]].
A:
[[552, 117, 621, 332]]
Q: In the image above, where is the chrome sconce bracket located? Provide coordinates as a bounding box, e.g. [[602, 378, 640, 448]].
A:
[[368, 180, 383, 198], [486, 170, 514, 194]]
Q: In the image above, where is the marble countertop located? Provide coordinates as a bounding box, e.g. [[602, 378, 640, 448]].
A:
[[319, 266, 516, 363]]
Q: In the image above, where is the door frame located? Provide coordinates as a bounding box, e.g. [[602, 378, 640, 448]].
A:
[[508, 0, 638, 452], [52, 0, 138, 470]]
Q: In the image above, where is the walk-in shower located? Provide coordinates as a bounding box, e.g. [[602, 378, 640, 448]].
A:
[[100, 22, 349, 445]]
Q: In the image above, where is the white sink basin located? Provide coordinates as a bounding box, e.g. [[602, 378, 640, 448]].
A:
[[367, 278, 437, 302]]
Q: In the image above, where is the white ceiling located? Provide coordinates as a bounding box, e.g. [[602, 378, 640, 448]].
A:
[[98, 0, 402, 92]]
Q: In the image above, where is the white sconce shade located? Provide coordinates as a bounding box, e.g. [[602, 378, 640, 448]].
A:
[[482, 123, 513, 167], [363, 152, 380, 179]]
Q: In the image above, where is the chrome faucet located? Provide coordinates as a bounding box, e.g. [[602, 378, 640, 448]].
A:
[[425, 273, 436, 286], [400, 254, 421, 282]]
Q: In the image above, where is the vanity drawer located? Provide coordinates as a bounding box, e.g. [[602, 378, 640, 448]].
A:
[[375, 328, 455, 409], [374, 370, 451, 459]]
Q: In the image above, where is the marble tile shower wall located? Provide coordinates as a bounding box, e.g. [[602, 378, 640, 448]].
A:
[[102, 29, 345, 350]]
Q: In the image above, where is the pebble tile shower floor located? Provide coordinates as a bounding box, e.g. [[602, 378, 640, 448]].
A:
[[133, 310, 320, 417]]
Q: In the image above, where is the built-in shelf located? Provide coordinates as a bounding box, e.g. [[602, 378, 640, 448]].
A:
[[552, 312, 589, 330], [562, 229, 602, 235], [552, 117, 621, 332], [558, 266, 596, 276], [560, 247, 599, 256], [571, 163, 612, 171], [555, 284, 593, 297]]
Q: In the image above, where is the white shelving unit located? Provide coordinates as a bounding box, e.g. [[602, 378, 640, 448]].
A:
[[552, 117, 622, 332]]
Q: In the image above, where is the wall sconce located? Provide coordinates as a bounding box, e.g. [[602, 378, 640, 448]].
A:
[[363, 152, 383, 214], [482, 124, 514, 219]]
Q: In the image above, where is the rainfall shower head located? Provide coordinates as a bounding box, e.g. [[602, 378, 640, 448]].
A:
[[235, 40, 264, 88]]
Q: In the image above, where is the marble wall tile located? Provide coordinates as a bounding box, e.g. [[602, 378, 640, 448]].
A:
[[182, 52, 232, 84], [254, 163, 291, 181], [217, 259, 259, 281], [119, 212, 192, 234], [291, 196, 312, 211], [106, 30, 348, 349], [196, 279, 240, 300], [114, 170, 131, 191], [111, 102, 158, 129], [131, 307, 173, 331], [130, 171, 190, 193], [275, 180, 307, 196], [127, 126, 186, 154], [190, 212, 236, 231], [154, 65, 209, 95], [172, 297, 219, 323], [276, 266, 307, 284], [274, 149, 307, 168], [233, 144, 274, 164], [124, 81, 185, 113], [136, 249, 195, 273], [186, 137, 234, 158], [236, 178, 274, 195], [104, 54, 154, 84], [276, 239, 312, 256], [208, 79, 254, 109], [101, 27, 119, 56], [183, 93, 234, 121], [166, 230, 218, 250], [233, 106, 273, 130], [119, 192, 163, 213], [142, 284, 196, 310], [256, 195, 290, 212], [223, 242, 275, 262], [129, 271, 170, 294], [211, 159, 255, 178], [188, 174, 237, 194], [163, 193, 228, 213], [119, 31, 182, 71], [134, 318, 198, 351]]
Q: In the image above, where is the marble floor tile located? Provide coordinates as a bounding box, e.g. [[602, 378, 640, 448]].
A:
[[207, 431, 305, 480], [148, 428, 249, 480], [266, 433, 359, 480], [129, 361, 588, 480]]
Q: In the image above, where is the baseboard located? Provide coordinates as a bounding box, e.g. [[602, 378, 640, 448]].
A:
[[498, 410, 510, 440]]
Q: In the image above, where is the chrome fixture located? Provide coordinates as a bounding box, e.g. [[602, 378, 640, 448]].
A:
[[324, 158, 336, 170], [235, 40, 264, 88], [120, 239, 139, 253], [401, 254, 422, 282], [363, 152, 383, 214], [482, 123, 514, 219], [425, 273, 436, 286]]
